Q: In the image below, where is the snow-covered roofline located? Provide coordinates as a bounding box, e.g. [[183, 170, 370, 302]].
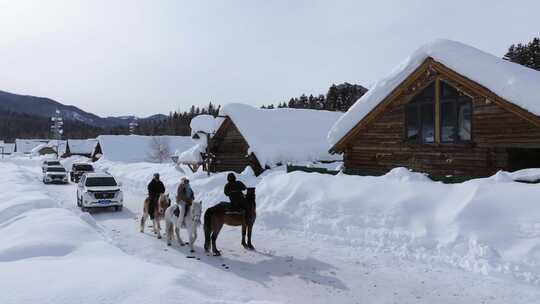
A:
[[220, 103, 343, 167], [328, 39, 540, 149]]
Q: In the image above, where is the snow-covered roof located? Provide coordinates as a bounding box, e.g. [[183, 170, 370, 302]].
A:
[[95, 135, 194, 163], [328, 39, 540, 148], [67, 139, 98, 155], [220, 103, 343, 167], [46, 140, 67, 156], [15, 139, 49, 154], [175, 144, 204, 164], [190, 114, 223, 137]]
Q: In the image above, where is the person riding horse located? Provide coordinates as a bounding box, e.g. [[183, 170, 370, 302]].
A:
[[176, 177, 194, 217], [224, 173, 247, 212], [147, 173, 165, 220]]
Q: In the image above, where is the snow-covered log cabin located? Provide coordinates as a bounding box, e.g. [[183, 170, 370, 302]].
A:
[[328, 39, 540, 180], [209, 103, 343, 175]]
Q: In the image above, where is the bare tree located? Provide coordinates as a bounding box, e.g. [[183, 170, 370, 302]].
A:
[[147, 137, 171, 163]]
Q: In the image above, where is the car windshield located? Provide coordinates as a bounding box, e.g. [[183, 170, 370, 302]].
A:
[[74, 164, 93, 171], [47, 161, 61, 166], [47, 167, 66, 172], [85, 177, 117, 187]]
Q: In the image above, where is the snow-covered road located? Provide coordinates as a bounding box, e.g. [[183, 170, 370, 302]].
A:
[[2, 157, 540, 303]]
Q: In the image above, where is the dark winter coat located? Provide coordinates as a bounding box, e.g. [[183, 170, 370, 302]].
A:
[[148, 178, 165, 198], [224, 180, 247, 208]]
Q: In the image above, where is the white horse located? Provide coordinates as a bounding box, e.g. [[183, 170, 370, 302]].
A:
[[164, 201, 202, 252]]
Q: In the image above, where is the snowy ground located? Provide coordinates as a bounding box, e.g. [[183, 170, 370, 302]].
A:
[[1, 156, 540, 303]]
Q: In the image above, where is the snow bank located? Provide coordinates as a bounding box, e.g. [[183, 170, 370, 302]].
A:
[[328, 39, 540, 147], [255, 169, 540, 283], [0, 161, 274, 304], [96, 135, 194, 163], [221, 103, 343, 167]]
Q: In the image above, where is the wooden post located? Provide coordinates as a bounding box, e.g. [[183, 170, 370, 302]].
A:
[[434, 77, 441, 143]]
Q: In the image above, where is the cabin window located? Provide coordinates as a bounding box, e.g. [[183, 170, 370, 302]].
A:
[[406, 80, 472, 144], [440, 81, 472, 142], [405, 82, 435, 143]]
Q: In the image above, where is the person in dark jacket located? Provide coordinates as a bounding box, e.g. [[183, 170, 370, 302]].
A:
[[147, 173, 165, 219], [224, 173, 246, 211]]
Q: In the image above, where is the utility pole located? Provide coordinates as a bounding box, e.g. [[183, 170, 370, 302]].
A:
[[50, 110, 64, 159]]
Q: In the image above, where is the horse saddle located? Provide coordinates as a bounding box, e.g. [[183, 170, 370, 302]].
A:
[[173, 204, 191, 218]]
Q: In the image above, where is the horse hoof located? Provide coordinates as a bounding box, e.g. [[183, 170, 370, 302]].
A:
[[242, 243, 249, 249], [180, 243, 185, 246], [157, 235, 162, 239], [248, 246, 255, 251], [190, 249, 195, 253], [213, 251, 221, 256], [167, 243, 171, 246]]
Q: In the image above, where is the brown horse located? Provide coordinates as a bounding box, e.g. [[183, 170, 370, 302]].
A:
[[140, 193, 171, 239], [204, 188, 256, 256]]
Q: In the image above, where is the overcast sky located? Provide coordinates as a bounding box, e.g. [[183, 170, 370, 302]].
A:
[[0, 0, 539, 117]]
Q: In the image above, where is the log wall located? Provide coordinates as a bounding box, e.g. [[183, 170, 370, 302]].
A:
[[344, 73, 540, 179]]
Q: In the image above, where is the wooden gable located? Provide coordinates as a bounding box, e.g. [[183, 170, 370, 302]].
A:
[[332, 58, 540, 153], [209, 117, 264, 175]]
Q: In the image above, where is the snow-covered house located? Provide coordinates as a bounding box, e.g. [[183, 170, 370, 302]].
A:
[[15, 139, 49, 154], [328, 39, 540, 179], [65, 139, 98, 158], [209, 103, 343, 175], [174, 114, 224, 168], [0, 142, 15, 155], [92, 135, 194, 163]]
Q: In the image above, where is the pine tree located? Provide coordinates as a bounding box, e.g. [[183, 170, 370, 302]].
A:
[[504, 37, 540, 71]]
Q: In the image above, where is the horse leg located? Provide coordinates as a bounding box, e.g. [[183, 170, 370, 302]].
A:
[[166, 220, 173, 246], [241, 224, 248, 249], [211, 223, 223, 256], [176, 217, 185, 246], [140, 212, 147, 233], [188, 221, 196, 253], [156, 215, 162, 239], [247, 224, 255, 250]]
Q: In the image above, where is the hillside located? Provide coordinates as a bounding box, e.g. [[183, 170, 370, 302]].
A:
[[0, 90, 165, 128]]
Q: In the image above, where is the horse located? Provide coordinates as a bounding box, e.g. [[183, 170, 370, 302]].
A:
[[164, 201, 203, 252], [204, 187, 256, 256], [140, 193, 171, 239]]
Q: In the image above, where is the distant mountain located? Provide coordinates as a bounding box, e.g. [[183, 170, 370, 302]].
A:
[[0, 90, 166, 128]]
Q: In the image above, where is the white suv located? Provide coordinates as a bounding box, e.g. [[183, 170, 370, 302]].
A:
[[42, 160, 62, 173], [77, 172, 123, 212]]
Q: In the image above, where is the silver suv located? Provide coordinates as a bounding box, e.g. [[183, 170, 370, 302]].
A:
[[77, 172, 123, 212]]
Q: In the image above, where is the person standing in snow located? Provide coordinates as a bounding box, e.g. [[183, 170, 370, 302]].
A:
[[224, 173, 247, 211], [176, 177, 194, 216], [147, 173, 165, 220]]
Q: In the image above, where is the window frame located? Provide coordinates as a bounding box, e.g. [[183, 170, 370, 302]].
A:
[[404, 82, 436, 144], [404, 78, 473, 145]]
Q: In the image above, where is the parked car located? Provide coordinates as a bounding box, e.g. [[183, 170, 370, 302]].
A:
[[43, 166, 69, 184], [70, 163, 95, 183], [77, 172, 123, 212], [41, 160, 61, 173]]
